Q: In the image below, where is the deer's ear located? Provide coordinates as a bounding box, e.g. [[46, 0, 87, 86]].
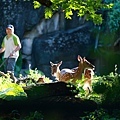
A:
[[78, 55, 82, 61], [83, 57, 86, 61], [50, 61, 53, 66], [58, 61, 62, 66]]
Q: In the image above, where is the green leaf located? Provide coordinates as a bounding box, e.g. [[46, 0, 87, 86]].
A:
[[45, 8, 53, 19], [33, 1, 41, 9]]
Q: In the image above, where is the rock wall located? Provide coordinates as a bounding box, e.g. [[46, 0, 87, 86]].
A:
[[0, 1, 44, 39], [32, 23, 94, 77]]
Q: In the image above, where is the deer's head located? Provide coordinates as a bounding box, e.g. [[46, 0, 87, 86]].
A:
[[77, 55, 95, 70], [50, 61, 62, 76], [83, 57, 95, 69], [84, 68, 94, 79]]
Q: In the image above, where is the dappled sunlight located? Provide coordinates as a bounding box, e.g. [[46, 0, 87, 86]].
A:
[[0, 76, 27, 101]]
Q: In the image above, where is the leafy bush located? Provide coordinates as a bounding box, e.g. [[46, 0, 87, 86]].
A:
[[24, 111, 44, 120], [0, 68, 52, 101], [81, 108, 120, 120], [92, 76, 111, 94], [74, 64, 120, 107], [0, 74, 27, 101], [92, 65, 120, 106], [24, 68, 45, 84], [105, 0, 120, 31], [22, 68, 52, 85]]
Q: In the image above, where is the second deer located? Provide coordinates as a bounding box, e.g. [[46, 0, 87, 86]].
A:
[[50, 55, 95, 83], [83, 68, 94, 94]]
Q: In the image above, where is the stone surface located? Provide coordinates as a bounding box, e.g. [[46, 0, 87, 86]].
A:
[[32, 24, 94, 77]]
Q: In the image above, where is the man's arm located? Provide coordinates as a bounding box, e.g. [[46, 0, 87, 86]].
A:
[[10, 45, 21, 56], [13, 45, 21, 53], [0, 47, 5, 53]]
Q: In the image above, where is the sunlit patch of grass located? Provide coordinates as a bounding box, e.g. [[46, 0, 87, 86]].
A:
[[73, 75, 104, 103], [0, 74, 27, 100]]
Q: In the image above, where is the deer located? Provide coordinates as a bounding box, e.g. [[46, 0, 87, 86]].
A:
[[50, 55, 95, 83], [83, 68, 94, 95]]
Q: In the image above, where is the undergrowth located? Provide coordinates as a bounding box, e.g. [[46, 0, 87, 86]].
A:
[[0, 65, 120, 119]]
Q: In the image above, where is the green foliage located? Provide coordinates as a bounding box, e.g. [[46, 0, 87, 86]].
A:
[[92, 76, 110, 94], [74, 67, 120, 119], [24, 111, 44, 120], [24, 68, 51, 84], [0, 75, 27, 101], [45, 8, 53, 19], [33, 0, 113, 25], [25, 68, 44, 81], [0, 57, 4, 72], [75, 64, 120, 106], [98, 31, 116, 45], [81, 108, 120, 119], [92, 30, 119, 75], [105, 0, 120, 31], [0, 66, 119, 119], [18, 68, 51, 87], [0, 68, 52, 101], [92, 65, 120, 105], [75, 75, 103, 104], [33, 1, 41, 9]]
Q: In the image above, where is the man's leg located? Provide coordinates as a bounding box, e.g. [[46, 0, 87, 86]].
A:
[[7, 58, 18, 83], [7, 58, 17, 74]]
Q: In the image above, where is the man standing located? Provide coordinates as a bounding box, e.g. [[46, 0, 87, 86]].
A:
[[0, 24, 21, 76]]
